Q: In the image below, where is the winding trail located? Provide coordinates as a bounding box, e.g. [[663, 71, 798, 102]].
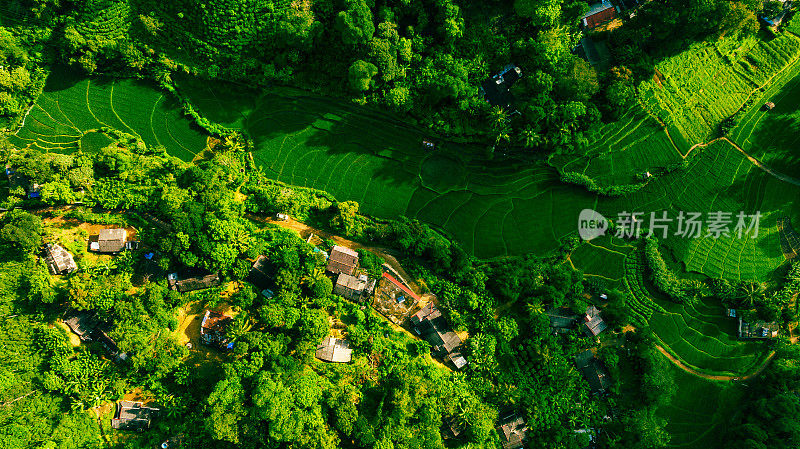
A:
[[683, 137, 800, 187], [656, 345, 776, 381]]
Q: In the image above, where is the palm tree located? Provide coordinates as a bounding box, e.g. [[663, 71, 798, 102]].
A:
[[737, 281, 765, 307], [489, 106, 508, 130], [525, 301, 544, 316], [521, 127, 540, 149], [302, 267, 326, 287], [224, 133, 244, 152]]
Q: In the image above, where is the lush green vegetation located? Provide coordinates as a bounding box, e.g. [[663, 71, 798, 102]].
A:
[[4, 0, 800, 448]]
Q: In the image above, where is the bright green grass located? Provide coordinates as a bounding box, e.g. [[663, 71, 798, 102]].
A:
[[8, 68, 207, 161], [656, 364, 740, 449]]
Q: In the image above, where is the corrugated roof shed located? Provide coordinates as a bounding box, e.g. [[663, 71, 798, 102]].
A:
[[315, 337, 353, 363]]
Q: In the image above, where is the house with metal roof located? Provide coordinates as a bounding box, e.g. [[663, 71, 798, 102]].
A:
[[583, 305, 608, 337], [497, 413, 528, 449], [582, 0, 619, 29], [200, 310, 234, 350], [111, 400, 160, 431], [326, 245, 360, 275], [43, 243, 77, 275], [315, 337, 353, 363], [168, 272, 222, 293], [575, 349, 612, 393], [90, 228, 127, 253], [410, 302, 467, 369], [334, 273, 368, 301], [480, 64, 523, 110]]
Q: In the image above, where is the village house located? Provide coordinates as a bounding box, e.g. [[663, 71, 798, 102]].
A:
[[761, 0, 791, 28], [63, 310, 99, 342], [410, 302, 467, 369], [582, 0, 619, 29], [200, 310, 234, 350], [111, 400, 160, 431], [90, 228, 127, 253], [5, 165, 41, 199], [248, 255, 275, 292], [496, 413, 528, 449], [315, 337, 353, 363], [168, 272, 222, 293], [43, 243, 77, 275], [575, 349, 612, 394], [480, 64, 523, 110], [738, 318, 779, 339], [583, 305, 608, 338], [334, 273, 369, 301], [326, 245, 360, 275]]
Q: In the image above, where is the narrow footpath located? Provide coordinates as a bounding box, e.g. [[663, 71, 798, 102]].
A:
[[656, 345, 776, 381]]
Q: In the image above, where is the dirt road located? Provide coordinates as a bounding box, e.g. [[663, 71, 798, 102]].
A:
[[656, 345, 776, 381]]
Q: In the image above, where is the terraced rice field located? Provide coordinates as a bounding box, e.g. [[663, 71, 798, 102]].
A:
[[555, 33, 800, 192], [641, 33, 800, 144], [649, 295, 767, 376], [569, 236, 634, 289], [730, 54, 800, 179], [656, 365, 740, 449], [9, 68, 207, 159], [549, 104, 683, 186], [175, 79, 793, 274]]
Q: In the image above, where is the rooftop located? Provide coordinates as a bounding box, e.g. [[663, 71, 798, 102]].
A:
[[94, 228, 127, 253], [316, 337, 353, 363], [326, 245, 359, 275], [497, 414, 528, 449], [43, 243, 77, 275], [111, 400, 160, 431]]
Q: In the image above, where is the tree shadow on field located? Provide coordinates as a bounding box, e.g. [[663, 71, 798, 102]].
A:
[[747, 113, 800, 179]]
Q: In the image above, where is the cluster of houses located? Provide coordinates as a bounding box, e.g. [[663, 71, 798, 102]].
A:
[[545, 300, 614, 396], [42, 227, 138, 277]]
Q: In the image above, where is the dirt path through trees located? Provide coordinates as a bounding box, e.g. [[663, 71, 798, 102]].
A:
[[656, 345, 776, 381]]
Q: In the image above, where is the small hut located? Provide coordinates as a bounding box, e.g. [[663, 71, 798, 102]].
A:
[[764, 101, 776, 110]]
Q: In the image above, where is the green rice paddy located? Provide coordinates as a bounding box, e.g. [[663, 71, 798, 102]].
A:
[[8, 68, 207, 159], [656, 365, 741, 449]]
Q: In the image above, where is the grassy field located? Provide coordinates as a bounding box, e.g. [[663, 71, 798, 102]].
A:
[[656, 364, 741, 449], [9, 68, 207, 159]]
